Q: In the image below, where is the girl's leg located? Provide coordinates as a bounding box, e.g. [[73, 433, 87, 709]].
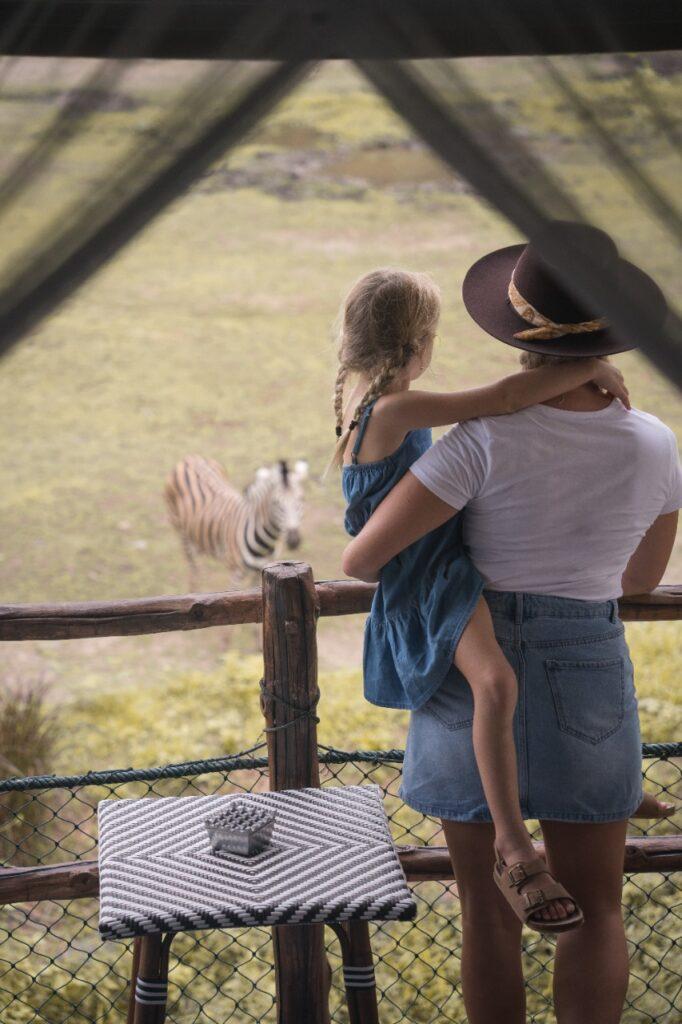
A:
[[441, 819, 525, 1024], [540, 819, 630, 1024], [455, 597, 575, 922]]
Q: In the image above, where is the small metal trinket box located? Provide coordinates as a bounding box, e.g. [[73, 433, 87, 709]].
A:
[[205, 800, 276, 858]]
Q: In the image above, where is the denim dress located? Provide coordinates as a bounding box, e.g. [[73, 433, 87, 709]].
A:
[[342, 401, 484, 710]]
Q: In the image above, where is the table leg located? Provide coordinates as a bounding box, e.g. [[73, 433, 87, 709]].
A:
[[129, 933, 173, 1024], [329, 920, 379, 1024], [127, 939, 141, 1024]]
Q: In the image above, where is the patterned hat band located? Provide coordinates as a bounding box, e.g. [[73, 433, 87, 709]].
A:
[[508, 276, 608, 342]]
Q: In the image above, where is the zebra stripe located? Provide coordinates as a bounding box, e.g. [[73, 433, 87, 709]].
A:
[[164, 455, 306, 578]]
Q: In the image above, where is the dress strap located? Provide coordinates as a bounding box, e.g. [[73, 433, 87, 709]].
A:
[[350, 400, 377, 465]]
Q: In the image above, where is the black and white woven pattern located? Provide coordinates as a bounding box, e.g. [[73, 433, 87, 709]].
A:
[[205, 800, 276, 857], [98, 784, 416, 939], [205, 800, 274, 832]]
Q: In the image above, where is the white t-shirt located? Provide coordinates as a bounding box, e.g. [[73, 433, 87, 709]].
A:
[[410, 400, 682, 601]]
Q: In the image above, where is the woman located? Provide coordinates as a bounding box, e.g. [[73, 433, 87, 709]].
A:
[[342, 222, 682, 1024]]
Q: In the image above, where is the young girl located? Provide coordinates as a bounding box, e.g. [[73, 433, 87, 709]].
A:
[[332, 268, 673, 932]]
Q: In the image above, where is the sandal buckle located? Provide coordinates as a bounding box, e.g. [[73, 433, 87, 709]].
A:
[[524, 889, 545, 909], [508, 864, 528, 886]]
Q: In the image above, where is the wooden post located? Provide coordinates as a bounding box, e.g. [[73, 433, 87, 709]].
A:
[[261, 562, 331, 1024]]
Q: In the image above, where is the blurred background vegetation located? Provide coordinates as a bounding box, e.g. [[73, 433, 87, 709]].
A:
[[0, 56, 679, 775]]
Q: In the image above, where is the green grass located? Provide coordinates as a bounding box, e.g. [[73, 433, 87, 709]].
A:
[[52, 630, 679, 776], [0, 57, 679, 767]]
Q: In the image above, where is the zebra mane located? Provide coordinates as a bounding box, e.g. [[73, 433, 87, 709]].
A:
[[244, 464, 278, 501]]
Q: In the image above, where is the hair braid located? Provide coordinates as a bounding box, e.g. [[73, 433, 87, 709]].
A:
[[333, 364, 348, 436], [326, 353, 404, 473]]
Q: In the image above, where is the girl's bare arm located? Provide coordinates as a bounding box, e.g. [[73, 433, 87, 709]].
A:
[[342, 471, 456, 582], [375, 358, 630, 432]]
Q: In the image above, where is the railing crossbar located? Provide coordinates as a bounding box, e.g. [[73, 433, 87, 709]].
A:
[[2, 836, 681, 906], [1, 580, 680, 641]]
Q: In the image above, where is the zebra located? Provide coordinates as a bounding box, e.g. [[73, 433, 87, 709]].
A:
[[164, 455, 308, 589]]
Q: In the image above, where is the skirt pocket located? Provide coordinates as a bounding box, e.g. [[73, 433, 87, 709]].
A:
[[545, 657, 625, 745]]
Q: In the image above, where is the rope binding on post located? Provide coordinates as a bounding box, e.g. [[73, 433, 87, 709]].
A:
[[259, 677, 321, 732]]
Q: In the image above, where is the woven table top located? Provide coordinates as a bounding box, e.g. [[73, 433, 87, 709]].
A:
[[98, 784, 416, 939]]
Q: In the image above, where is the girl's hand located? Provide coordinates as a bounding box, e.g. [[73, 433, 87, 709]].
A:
[[592, 360, 631, 409]]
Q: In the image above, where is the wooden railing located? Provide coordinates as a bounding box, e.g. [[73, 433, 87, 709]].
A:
[[1, 566, 681, 1024], [1, 580, 680, 641]]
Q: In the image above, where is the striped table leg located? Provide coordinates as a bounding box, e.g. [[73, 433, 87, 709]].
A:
[[135, 976, 169, 1012], [131, 933, 173, 1024], [329, 921, 379, 1024], [343, 963, 377, 989]]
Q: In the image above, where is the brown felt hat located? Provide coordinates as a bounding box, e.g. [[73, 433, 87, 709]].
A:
[[462, 221, 667, 357]]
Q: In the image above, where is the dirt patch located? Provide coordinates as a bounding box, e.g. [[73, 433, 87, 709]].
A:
[[198, 146, 366, 201], [197, 139, 467, 202], [326, 144, 454, 187], [587, 52, 682, 80], [253, 120, 334, 149], [2, 87, 140, 112], [317, 618, 363, 672], [0, 626, 239, 705]]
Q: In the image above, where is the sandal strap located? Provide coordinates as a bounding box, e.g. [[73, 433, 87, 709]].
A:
[[504, 856, 548, 888], [493, 855, 581, 930], [522, 889, 548, 911], [523, 878, 574, 914]]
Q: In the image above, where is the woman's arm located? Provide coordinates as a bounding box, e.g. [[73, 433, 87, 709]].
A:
[[375, 358, 629, 432], [342, 470, 457, 582], [621, 511, 678, 596]]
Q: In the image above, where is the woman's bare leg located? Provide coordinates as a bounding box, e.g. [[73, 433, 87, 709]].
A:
[[441, 819, 525, 1024], [541, 819, 630, 1024], [455, 598, 575, 922]]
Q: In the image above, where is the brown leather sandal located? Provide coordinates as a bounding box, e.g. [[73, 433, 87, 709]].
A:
[[493, 846, 584, 934]]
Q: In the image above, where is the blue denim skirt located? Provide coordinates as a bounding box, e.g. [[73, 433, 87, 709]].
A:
[[399, 590, 643, 823]]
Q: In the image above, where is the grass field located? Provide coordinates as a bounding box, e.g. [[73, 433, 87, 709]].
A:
[[0, 57, 679, 772]]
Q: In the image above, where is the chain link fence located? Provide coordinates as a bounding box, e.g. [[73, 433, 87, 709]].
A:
[[0, 741, 680, 1023]]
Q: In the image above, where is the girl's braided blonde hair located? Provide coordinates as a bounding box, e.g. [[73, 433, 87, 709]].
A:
[[329, 268, 441, 470]]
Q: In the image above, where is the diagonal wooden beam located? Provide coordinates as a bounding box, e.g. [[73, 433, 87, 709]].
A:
[[357, 57, 682, 389], [0, 58, 312, 361]]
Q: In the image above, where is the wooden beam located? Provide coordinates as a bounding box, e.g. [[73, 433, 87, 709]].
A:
[[2, 836, 680, 905], [315, 583, 682, 622], [618, 585, 682, 621], [0, 1, 680, 60], [399, 836, 682, 882], [0, 589, 264, 640], [0, 859, 100, 903], [0, 584, 679, 641]]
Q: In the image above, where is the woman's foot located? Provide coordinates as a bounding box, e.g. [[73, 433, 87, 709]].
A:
[[495, 840, 576, 924], [631, 792, 677, 819]]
